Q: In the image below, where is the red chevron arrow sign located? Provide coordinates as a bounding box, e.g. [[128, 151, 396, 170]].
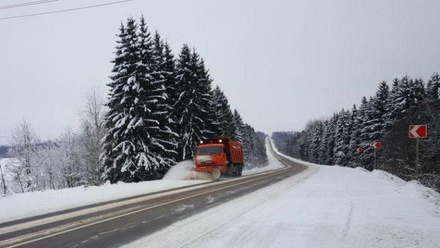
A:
[[409, 125, 427, 138], [371, 142, 381, 150]]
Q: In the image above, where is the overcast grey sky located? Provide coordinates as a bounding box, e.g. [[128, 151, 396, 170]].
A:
[[1, 0, 440, 145]]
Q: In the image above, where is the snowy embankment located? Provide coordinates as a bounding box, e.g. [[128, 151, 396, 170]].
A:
[[0, 139, 282, 223], [0, 174, 209, 223], [125, 145, 440, 248]]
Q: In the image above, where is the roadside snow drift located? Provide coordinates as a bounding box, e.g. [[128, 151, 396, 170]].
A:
[[0, 175, 209, 223]]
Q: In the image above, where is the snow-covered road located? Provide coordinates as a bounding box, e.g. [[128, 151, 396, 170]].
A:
[[125, 156, 440, 248]]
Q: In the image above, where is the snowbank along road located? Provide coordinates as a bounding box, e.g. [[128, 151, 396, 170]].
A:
[[0, 149, 309, 247]]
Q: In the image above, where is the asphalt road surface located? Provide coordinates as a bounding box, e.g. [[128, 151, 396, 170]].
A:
[[0, 151, 307, 248]]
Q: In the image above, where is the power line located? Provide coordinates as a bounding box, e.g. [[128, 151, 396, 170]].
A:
[[0, 0, 131, 20], [0, 0, 58, 10]]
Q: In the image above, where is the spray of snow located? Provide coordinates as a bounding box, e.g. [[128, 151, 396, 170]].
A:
[[162, 160, 216, 180], [162, 160, 194, 180]]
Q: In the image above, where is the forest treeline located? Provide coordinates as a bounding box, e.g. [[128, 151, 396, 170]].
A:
[[0, 16, 267, 195], [272, 74, 440, 192]]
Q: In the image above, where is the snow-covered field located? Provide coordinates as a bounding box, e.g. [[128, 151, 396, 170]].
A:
[[124, 149, 440, 248]]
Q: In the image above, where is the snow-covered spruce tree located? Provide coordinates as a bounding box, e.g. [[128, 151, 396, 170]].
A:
[[194, 56, 219, 137], [254, 131, 268, 167], [101, 19, 142, 183], [241, 124, 253, 168], [317, 119, 330, 164], [212, 86, 235, 137], [369, 81, 389, 139], [387, 76, 425, 126], [102, 17, 175, 183], [426, 73, 439, 101], [384, 78, 400, 129], [228, 113, 267, 168], [358, 96, 378, 169], [295, 120, 320, 162], [161, 42, 180, 152], [355, 81, 390, 169], [241, 124, 268, 168], [323, 114, 338, 165], [309, 120, 323, 164], [347, 104, 361, 167], [133, 17, 177, 179], [232, 109, 245, 143], [147, 30, 179, 176], [173, 45, 214, 161], [334, 109, 351, 166]]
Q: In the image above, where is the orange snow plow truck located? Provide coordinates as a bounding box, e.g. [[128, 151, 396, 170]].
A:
[[194, 137, 244, 179]]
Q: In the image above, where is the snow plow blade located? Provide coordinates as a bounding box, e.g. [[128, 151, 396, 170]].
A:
[[185, 168, 221, 181]]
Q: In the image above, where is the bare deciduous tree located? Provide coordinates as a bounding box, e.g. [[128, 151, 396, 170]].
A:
[[0, 161, 7, 195], [79, 87, 107, 185], [8, 120, 39, 192]]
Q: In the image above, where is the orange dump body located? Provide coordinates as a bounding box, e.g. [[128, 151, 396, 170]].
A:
[[194, 137, 244, 176]]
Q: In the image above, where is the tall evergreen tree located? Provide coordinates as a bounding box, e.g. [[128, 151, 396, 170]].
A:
[[241, 124, 268, 168], [334, 109, 351, 166], [102, 17, 176, 183], [212, 86, 235, 136], [363, 81, 389, 143], [101, 19, 144, 183], [309, 120, 323, 163], [347, 104, 359, 167], [352, 96, 370, 167], [194, 56, 218, 138], [174, 45, 215, 160], [138, 22, 178, 178], [324, 113, 338, 165], [385, 78, 401, 129], [162, 41, 179, 137], [318, 119, 330, 164], [232, 109, 245, 143], [426, 73, 439, 101], [388, 76, 425, 124]]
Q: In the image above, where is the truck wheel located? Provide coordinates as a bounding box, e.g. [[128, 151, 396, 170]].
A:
[[238, 164, 243, 176], [226, 165, 232, 177], [211, 168, 221, 181], [234, 165, 240, 177]]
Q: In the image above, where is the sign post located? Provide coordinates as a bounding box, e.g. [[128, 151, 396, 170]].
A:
[[416, 138, 420, 175], [409, 125, 427, 177], [371, 142, 381, 170]]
